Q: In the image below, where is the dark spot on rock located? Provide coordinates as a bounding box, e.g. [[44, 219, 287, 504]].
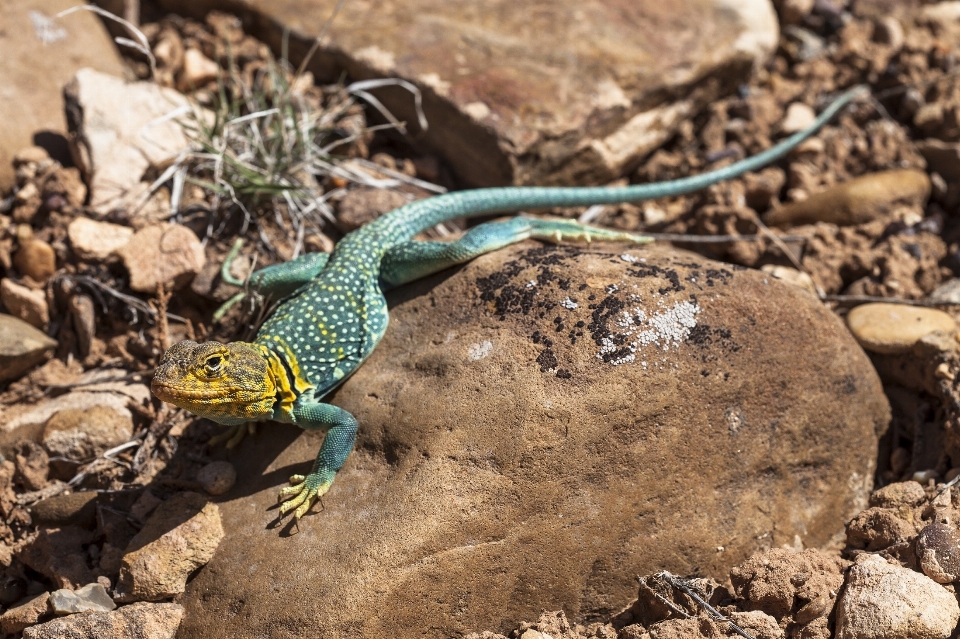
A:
[[556, 369, 572, 379], [701, 370, 710, 377], [537, 349, 559, 372], [839, 375, 857, 395], [627, 264, 684, 294]]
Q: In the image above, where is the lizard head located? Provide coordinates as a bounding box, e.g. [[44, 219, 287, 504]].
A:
[[152, 340, 277, 424]]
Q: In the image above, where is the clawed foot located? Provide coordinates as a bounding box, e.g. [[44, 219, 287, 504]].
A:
[[278, 469, 335, 520], [208, 422, 257, 448]]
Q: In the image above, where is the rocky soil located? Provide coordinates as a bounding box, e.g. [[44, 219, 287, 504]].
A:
[[2, 0, 960, 637]]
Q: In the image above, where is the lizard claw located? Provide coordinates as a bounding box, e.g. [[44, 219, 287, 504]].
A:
[[278, 470, 334, 519]]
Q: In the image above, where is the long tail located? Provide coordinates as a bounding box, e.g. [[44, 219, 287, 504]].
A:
[[352, 85, 869, 250]]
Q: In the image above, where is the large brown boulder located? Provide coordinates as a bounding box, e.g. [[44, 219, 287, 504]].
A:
[[154, 0, 777, 187], [177, 243, 888, 638], [0, 0, 125, 191]]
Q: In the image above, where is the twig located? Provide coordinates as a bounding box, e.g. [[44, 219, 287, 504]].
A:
[[55, 5, 156, 78], [656, 571, 755, 639], [820, 294, 960, 308], [153, 281, 172, 352]]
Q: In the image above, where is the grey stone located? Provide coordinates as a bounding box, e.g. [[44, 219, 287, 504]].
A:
[[0, 314, 56, 384], [49, 583, 116, 615]]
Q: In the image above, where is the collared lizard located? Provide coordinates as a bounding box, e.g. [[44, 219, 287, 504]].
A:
[[151, 85, 867, 520]]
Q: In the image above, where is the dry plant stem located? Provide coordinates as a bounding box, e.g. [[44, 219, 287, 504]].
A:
[[154, 281, 172, 353], [655, 571, 756, 639], [55, 5, 156, 78]]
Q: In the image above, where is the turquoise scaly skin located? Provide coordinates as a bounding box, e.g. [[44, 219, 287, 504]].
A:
[[151, 85, 868, 520]]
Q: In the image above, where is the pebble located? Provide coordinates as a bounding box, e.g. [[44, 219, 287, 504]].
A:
[[868, 481, 926, 508], [114, 492, 224, 602], [178, 48, 220, 90], [0, 592, 50, 635], [781, 0, 815, 24], [49, 583, 115, 615], [67, 217, 133, 262], [759, 265, 817, 296], [22, 601, 183, 639], [0, 314, 57, 383], [116, 224, 206, 293], [835, 553, 959, 639], [42, 404, 134, 462], [0, 278, 49, 329], [780, 102, 816, 134], [763, 169, 931, 228], [13, 232, 56, 282], [196, 461, 237, 496], [69, 295, 96, 357], [874, 17, 904, 52], [845, 303, 957, 354], [31, 491, 99, 528], [916, 523, 960, 584], [929, 278, 960, 305]]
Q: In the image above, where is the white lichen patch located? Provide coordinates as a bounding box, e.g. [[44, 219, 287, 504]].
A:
[[560, 297, 578, 309], [468, 340, 494, 361], [597, 300, 701, 366], [619, 253, 639, 263]]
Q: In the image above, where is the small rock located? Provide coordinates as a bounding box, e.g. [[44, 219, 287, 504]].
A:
[[780, 103, 816, 134], [917, 139, 960, 182], [117, 224, 206, 293], [31, 492, 99, 528], [337, 187, 409, 231], [13, 236, 56, 283], [49, 583, 116, 615], [14, 147, 50, 167], [14, 441, 48, 491], [930, 278, 960, 305], [67, 218, 133, 262], [869, 481, 926, 508], [760, 265, 817, 295], [0, 278, 49, 329], [18, 526, 97, 589], [22, 601, 183, 639], [846, 303, 957, 354], [763, 169, 931, 228], [835, 553, 959, 639], [42, 405, 134, 462], [69, 295, 96, 358], [178, 48, 220, 90], [874, 17, 904, 52], [0, 314, 57, 383], [780, 0, 815, 24], [0, 592, 50, 635], [129, 491, 163, 524], [42, 167, 87, 209], [921, 2, 960, 25], [916, 523, 960, 584], [114, 492, 224, 602], [63, 69, 195, 214], [196, 461, 236, 496]]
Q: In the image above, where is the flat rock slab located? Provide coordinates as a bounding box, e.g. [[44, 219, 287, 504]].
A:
[[0, 0, 125, 191], [155, 0, 777, 186], [178, 243, 888, 639]]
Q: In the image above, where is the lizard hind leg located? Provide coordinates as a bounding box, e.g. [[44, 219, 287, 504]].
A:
[[380, 217, 651, 288]]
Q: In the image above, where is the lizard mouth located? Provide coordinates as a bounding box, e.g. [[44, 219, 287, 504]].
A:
[[151, 381, 247, 403]]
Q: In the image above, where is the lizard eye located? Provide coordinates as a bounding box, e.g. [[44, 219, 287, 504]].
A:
[[204, 355, 224, 375]]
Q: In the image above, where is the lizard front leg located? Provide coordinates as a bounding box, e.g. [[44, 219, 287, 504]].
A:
[[279, 402, 358, 519]]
